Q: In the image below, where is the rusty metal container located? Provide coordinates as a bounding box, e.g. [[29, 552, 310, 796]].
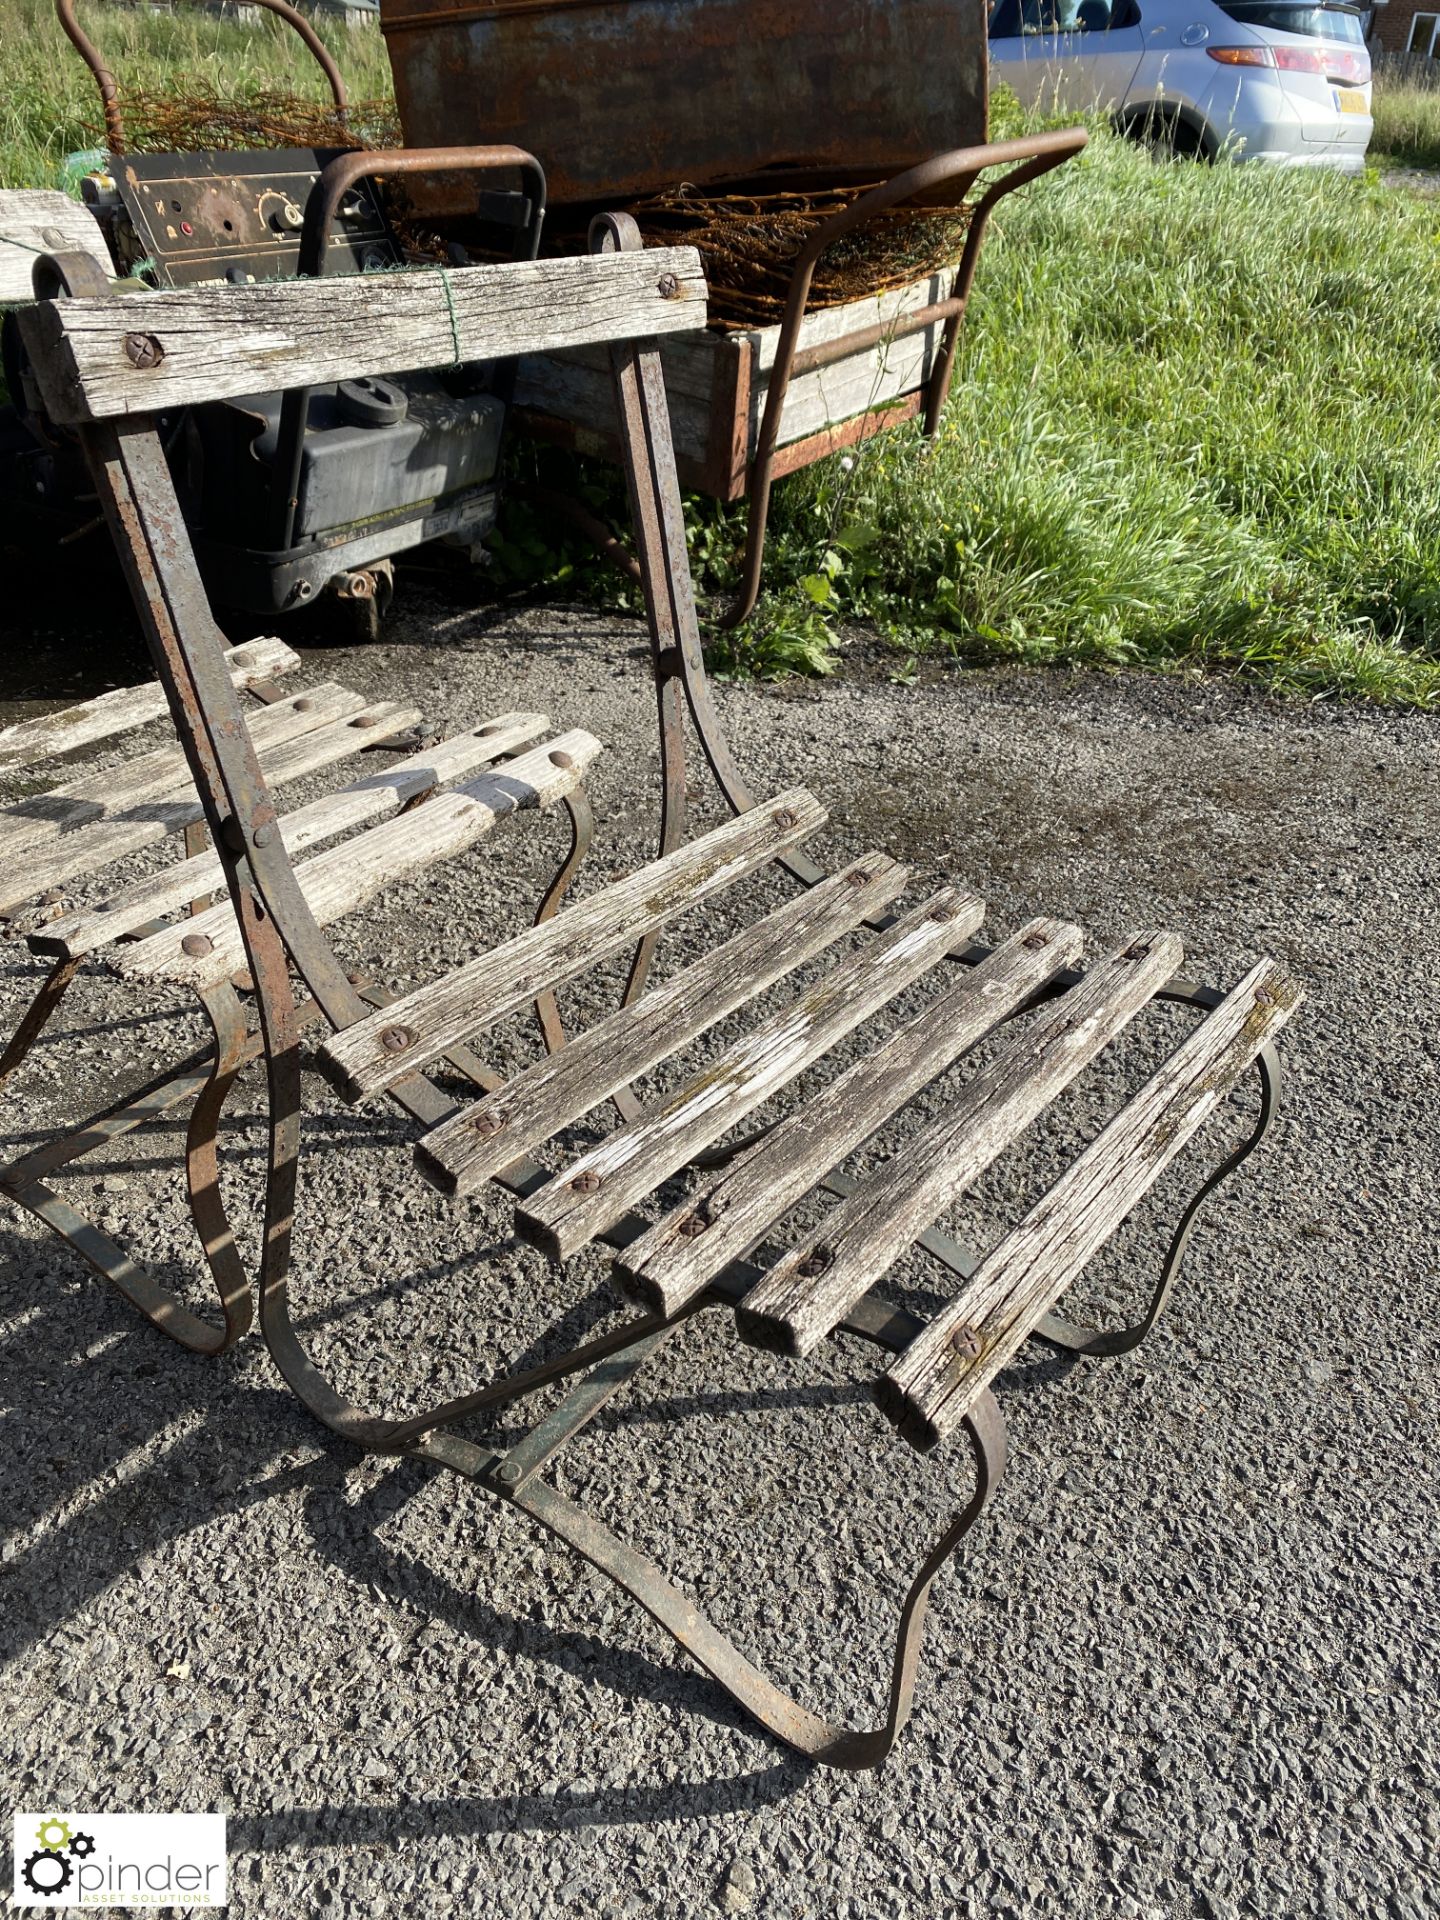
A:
[[379, 0, 988, 209]]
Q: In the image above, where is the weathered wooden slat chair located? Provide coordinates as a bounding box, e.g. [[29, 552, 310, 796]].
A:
[[9, 202, 1299, 1767], [0, 624, 598, 1354]]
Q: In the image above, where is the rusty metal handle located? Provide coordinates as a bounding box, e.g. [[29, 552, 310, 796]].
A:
[[295, 143, 546, 278], [55, 0, 349, 156], [718, 127, 1089, 630], [274, 144, 548, 555]]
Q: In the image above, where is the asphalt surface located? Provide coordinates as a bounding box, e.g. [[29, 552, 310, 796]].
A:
[[1, 584, 1436, 1919]]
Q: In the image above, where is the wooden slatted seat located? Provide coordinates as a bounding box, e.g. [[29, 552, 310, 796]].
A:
[[6, 190, 1302, 1771], [1, 634, 598, 1356], [321, 798, 1296, 1462]]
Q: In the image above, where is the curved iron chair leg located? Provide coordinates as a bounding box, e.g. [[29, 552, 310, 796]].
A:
[[2, 986, 261, 1355], [495, 1385, 1007, 1769], [0, 955, 82, 1095], [182, 980, 259, 1350], [531, 790, 594, 1060], [1035, 1036, 1281, 1359]]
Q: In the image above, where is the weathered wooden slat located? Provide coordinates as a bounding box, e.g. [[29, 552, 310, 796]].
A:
[[876, 957, 1302, 1452], [319, 789, 829, 1106], [618, 917, 1081, 1320], [516, 887, 986, 1262], [115, 729, 602, 990], [0, 638, 299, 776], [735, 932, 1186, 1360], [20, 246, 708, 425], [0, 188, 113, 306], [416, 850, 910, 1198], [0, 688, 406, 910], [27, 712, 549, 959], [0, 680, 364, 860]]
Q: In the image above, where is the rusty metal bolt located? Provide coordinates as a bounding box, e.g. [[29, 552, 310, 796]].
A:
[[656, 271, 680, 298], [1255, 984, 1277, 1007], [843, 867, 870, 887], [549, 749, 574, 769], [252, 822, 276, 849], [795, 1247, 831, 1278], [950, 1323, 984, 1360], [124, 331, 164, 369], [380, 1025, 416, 1054], [570, 1170, 601, 1193], [1123, 940, 1151, 961], [772, 806, 797, 829], [180, 932, 214, 959], [477, 724, 501, 737], [676, 1212, 707, 1239], [294, 697, 316, 713], [350, 713, 381, 729], [1023, 929, 1049, 948], [929, 901, 955, 923], [470, 1111, 504, 1138], [495, 1460, 522, 1486]]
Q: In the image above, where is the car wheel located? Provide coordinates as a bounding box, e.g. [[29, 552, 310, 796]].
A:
[[1120, 106, 1211, 162]]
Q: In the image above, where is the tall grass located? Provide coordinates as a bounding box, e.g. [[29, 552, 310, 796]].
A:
[[729, 127, 1440, 706], [1369, 78, 1440, 173], [0, 0, 390, 186]]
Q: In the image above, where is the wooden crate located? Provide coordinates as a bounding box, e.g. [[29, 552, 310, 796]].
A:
[[513, 269, 953, 501]]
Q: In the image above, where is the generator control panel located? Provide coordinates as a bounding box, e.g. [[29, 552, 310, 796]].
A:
[[113, 148, 402, 289]]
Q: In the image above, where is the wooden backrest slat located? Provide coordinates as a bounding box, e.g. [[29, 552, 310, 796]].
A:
[[17, 247, 708, 425]]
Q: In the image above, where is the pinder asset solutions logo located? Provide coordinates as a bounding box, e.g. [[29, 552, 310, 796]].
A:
[[12, 1812, 226, 1908]]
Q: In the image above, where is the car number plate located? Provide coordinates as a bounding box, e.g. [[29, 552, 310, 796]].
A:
[[1333, 88, 1367, 114]]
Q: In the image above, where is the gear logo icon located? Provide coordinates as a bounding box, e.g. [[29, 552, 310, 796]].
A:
[[34, 1818, 72, 1852], [21, 1848, 72, 1897], [67, 1831, 96, 1859]]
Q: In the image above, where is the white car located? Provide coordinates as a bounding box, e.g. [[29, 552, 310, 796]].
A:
[[988, 0, 1373, 172]]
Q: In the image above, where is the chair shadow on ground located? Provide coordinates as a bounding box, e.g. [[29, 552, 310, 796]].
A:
[[0, 1193, 1086, 1845]]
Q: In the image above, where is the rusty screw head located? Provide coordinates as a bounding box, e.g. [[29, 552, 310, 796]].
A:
[[350, 713, 381, 729], [656, 271, 680, 298], [795, 1247, 831, 1278], [677, 1212, 708, 1239], [929, 901, 955, 923], [495, 1460, 522, 1486], [294, 697, 315, 713], [772, 806, 797, 829], [252, 822, 276, 849], [180, 932, 214, 959], [570, 1170, 601, 1193], [549, 749, 574, 769], [470, 1111, 504, 1138], [1022, 928, 1049, 949], [380, 1025, 416, 1054], [124, 331, 164, 369], [843, 867, 870, 887], [950, 1324, 984, 1360]]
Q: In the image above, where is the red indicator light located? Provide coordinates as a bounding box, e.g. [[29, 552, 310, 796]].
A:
[[180, 221, 193, 235]]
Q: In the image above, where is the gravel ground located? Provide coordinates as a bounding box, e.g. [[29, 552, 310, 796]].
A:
[[1, 585, 1436, 1920]]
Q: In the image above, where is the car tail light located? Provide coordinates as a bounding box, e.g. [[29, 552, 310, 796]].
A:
[[1207, 43, 1370, 83]]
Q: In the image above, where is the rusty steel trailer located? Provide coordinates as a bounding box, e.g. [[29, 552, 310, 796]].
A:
[[380, 0, 990, 210]]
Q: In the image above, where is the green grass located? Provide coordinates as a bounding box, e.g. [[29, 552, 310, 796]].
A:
[[0, 0, 389, 185], [714, 121, 1440, 706], [1369, 77, 1440, 173]]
